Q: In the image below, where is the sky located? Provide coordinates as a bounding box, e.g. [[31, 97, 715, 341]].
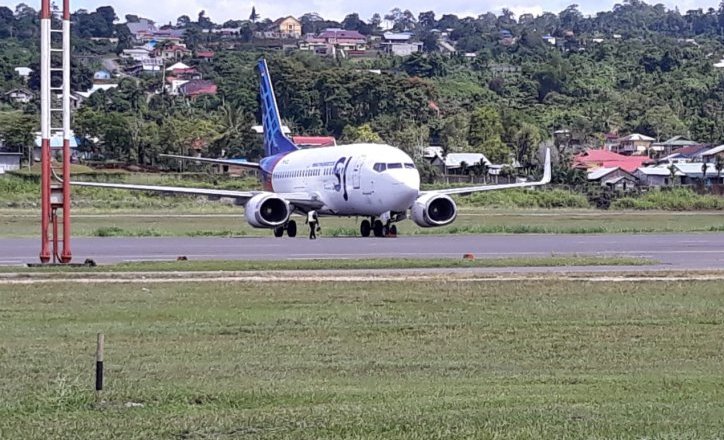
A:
[[1, 0, 719, 25]]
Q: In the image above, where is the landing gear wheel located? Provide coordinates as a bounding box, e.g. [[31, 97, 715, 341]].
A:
[[286, 220, 297, 238], [373, 220, 384, 237], [273, 226, 284, 237], [360, 220, 371, 237], [389, 224, 398, 237], [382, 225, 389, 237]]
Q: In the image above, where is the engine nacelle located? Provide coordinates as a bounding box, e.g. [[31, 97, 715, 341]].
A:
[[244, 194, 292, 228], [411, 193, 457, 227]]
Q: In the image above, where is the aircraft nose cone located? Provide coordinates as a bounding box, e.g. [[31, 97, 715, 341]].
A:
[[391, 174, 420, 209]]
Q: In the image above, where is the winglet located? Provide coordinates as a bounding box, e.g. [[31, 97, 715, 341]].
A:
[[541, 148, 552, 184]]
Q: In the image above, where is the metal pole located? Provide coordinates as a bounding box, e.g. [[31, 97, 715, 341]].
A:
[[39, 0, 51, 263], [96, 332, 104, 394], [60, 0, 72, 263]]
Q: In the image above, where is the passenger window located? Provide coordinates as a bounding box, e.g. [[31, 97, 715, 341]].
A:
[[373, 163, 386, 172], [388, 163, 402, 169]]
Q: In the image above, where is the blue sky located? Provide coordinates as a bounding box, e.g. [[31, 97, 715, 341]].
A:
[[1, 0, 719, 25]]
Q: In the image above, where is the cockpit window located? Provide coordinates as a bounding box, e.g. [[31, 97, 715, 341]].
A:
[[404, 163, 416, 169], [373, 163, 387, 172], [387, 163, 403, 169]]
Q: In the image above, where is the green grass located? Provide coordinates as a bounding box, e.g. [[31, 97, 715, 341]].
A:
[[0, 255, 656, 273], [1, 209, 724, 238], [612, 187, 724, 210], [2, 278, 724, 438]]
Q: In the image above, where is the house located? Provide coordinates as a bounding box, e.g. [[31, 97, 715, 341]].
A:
[[126, 18, 157, 42], [14, 67, 32, 80], [156, 44, 190, 61], [381, 32, 422, 56], [121, 47, 152, 61], [316, 29, 366, 48], [573, 149, 650, 172], [93, 70, 112, 80], [422, 146, 444, 160], [635, 166, 684, 187], [542, 34, 556, 45], [76, 84, 119, 99], [701, 145, 724, 164], [251, 125, 291, 135], [0, 152, 23, 174], [178, 80, 217, 99], [151, 29, 185, 43], [432, 153, 491, 175], [650, 136, 703, 156], [33, 132, 79, 162], [656, 144, 711, 163], [291, 136, 337, 148], [166, 62, 201, 79], [4, 88, 34, 104], [195, 50, 215, 61], [613, 133, 655, 156], [587, 166, 638, 190], [260, 16, 302, 39], [674, 162, 722, 184]]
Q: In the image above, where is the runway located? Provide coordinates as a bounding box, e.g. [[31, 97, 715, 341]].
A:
[[1, 233, 723, 269]]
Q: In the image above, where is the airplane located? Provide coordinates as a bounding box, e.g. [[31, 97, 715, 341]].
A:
[[70, 59, 551, 238]]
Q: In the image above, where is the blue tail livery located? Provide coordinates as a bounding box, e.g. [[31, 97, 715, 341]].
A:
[[258, 59, 299, 157]]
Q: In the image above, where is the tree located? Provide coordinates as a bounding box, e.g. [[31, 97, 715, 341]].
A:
[[512, 123, 542, 166], [341, 123, 383, 143], [0, 111, 35, 163], [249, 6, 259, 23], [468, 106, 510, 163], [197, 10, 213, 29], [418, 11, 436, 29], [438, 113, 470, 155], [715, 156, 724, 182], [176, 15, 191, 28]]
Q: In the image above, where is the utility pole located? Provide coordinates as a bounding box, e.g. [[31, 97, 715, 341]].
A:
[[39, 0, 73, 263]]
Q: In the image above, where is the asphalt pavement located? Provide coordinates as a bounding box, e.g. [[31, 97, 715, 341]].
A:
[[1, 233, 723, 269]]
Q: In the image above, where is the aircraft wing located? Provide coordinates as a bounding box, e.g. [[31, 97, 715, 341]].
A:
[[69, 181, 324, 210], [160, 154, 261, 169], [422, 149, 552, 196]]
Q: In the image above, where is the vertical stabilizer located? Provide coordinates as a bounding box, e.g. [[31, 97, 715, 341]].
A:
[[257, 59, 298, 157]]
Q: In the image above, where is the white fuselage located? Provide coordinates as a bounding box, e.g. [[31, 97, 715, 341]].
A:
[[270, 144, 420, 216]]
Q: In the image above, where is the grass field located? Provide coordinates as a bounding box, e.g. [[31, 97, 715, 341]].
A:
[[1, 209, 723, 237], [2, 278, 724, 438], [0, 256, 655, 274]]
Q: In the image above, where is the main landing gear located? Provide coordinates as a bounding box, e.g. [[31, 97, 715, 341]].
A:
[[273, 220, 297, 238], [360, 218, 398, 238]]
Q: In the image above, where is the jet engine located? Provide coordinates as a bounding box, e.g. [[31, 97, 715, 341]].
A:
[[244, 193, 292, 228], [410, 193, 457, 227]]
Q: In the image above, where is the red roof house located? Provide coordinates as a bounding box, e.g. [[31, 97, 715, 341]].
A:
[[573, 149, 651, 172], [179, 80, 217, 98], [292, 136, 337, 148]]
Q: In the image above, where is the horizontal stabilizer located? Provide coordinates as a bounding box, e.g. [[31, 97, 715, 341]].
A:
[[160, 154, 260, 169]]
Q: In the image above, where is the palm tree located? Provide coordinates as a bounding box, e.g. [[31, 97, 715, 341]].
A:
[[701, 162, 709, 184], [715, 156, 724, 184]]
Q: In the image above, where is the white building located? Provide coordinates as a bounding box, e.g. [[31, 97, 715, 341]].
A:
[[0, 152, 22, 174]]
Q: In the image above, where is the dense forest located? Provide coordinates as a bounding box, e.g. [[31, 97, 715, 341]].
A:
[[0, 1, 723, 176]]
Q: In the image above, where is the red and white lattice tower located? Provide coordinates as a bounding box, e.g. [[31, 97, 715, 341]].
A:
[[39, 0, 72, 263]]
